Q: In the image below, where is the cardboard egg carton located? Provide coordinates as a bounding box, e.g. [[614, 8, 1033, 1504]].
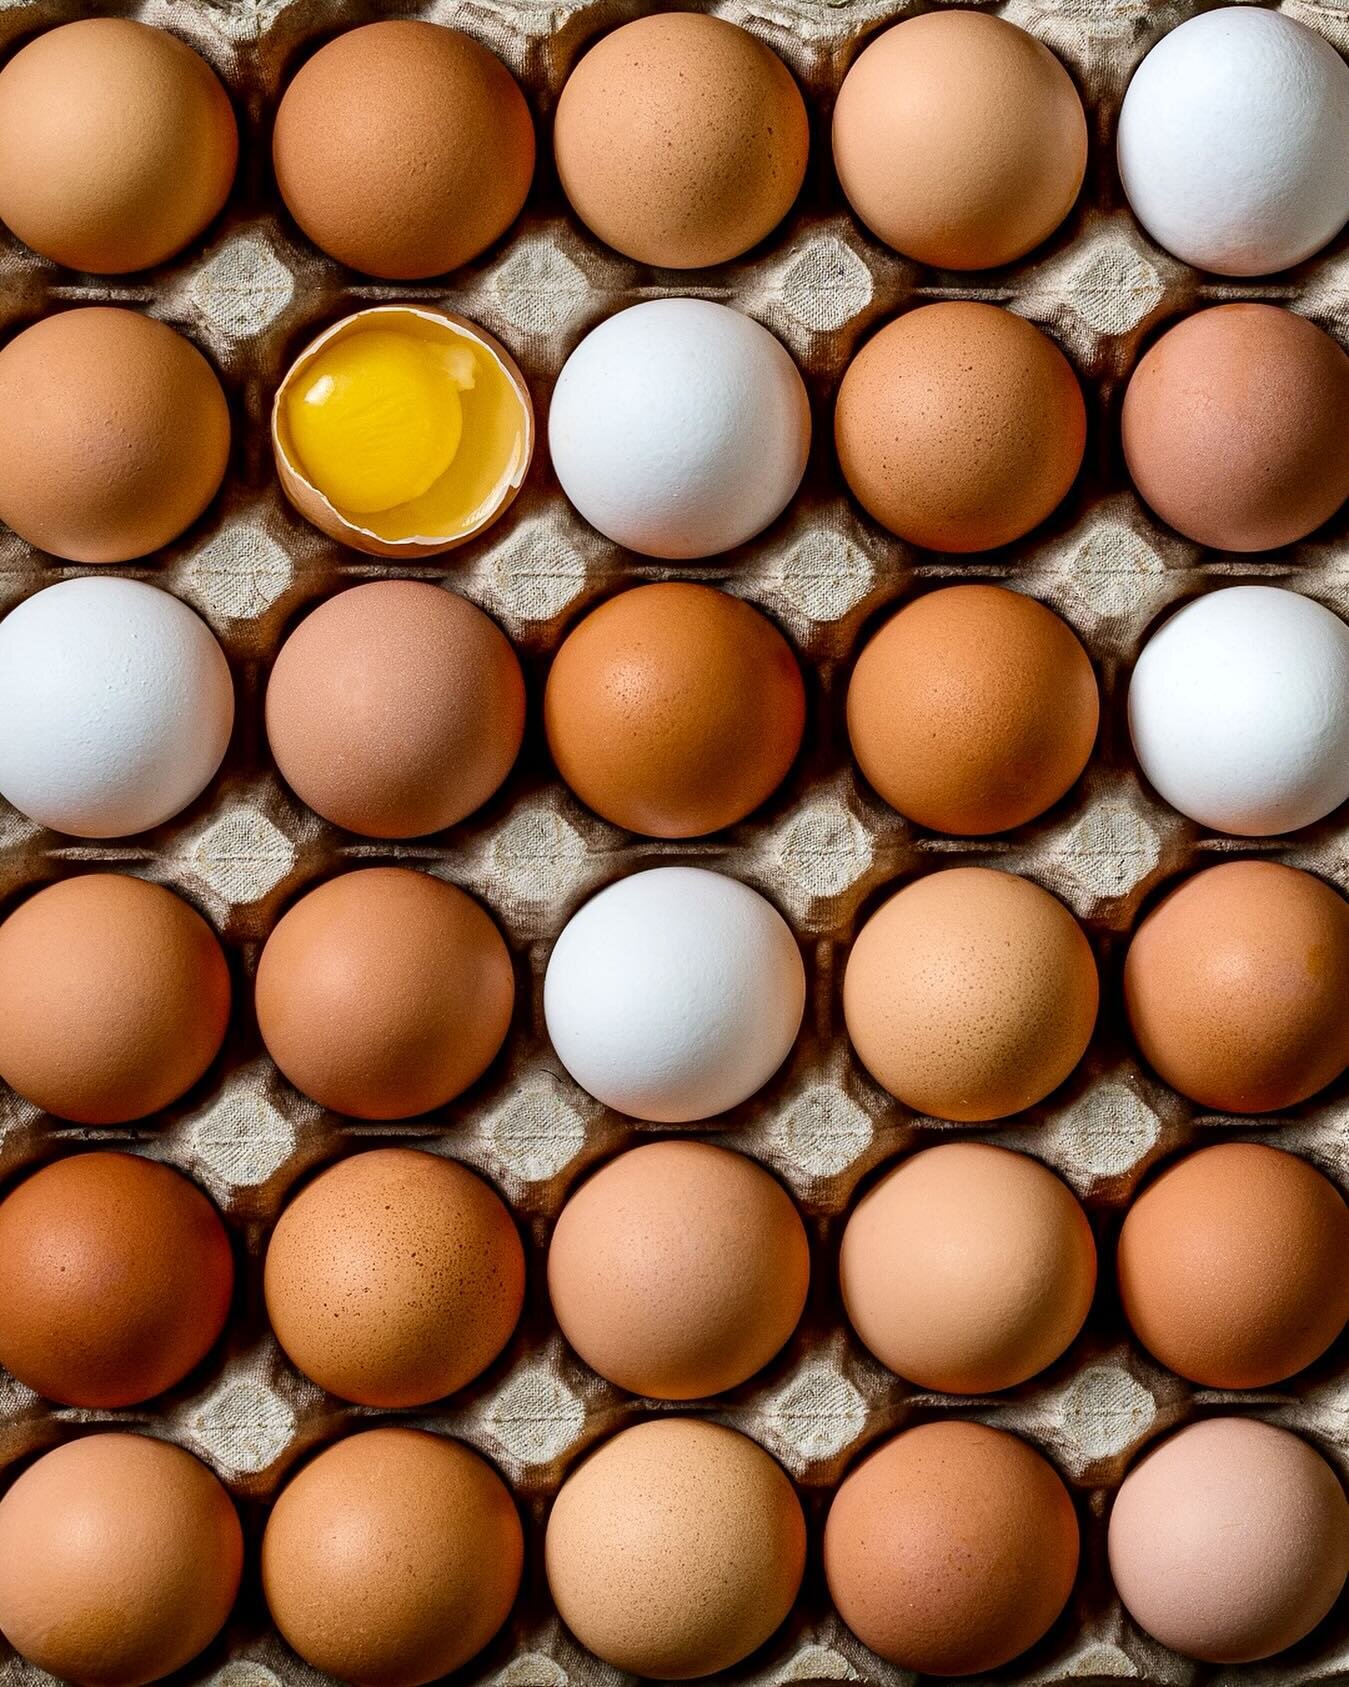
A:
[[0, 0, 1345, 1683]]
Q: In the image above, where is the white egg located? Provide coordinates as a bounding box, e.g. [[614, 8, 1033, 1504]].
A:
[[0, 576, 234, 838], [1117, 8, 1349, 277], [548, 299, 811, 560], [1129, 586, 1349, 837], [544, 865, 805, 1122]]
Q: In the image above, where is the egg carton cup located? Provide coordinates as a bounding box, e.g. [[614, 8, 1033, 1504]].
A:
[[0, 0, 1346, 1683]]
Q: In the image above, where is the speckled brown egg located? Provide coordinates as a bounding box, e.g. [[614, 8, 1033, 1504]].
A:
[[825, 1421, 1080, 1674], [1122, 304, 1349, 551], [1109, 1418, 1349, 1663], [546, 1418, 805, 1679], [1123, 861, 1349, 1112], [841, 1143, 1096, 1392], [554, 13, 808, 268], [266, 581, 524, 838], [847, 585, 1099, 833], [0, 874, 230, 1125], [548, 1140, 809, 1399], [264, 1148, 523, 1407], [0, 1433, 242, 1687], [0, 1153, 233, 1408], [254, 867, 514, 1119], [0, 19, 236, 274], [544, 583, 805, 838], [1117, 1143, 1349, 1387], [0, 308, 230, 564], [262, 1428, 522, 1687], [843, 867, 1099, 1121], [835, 302, 1085, 551], [833, 11, 1087, 269], [273, 21, 534, 280]]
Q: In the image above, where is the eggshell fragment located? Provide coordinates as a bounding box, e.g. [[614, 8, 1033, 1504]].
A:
[[825, 1421, 1079, 1674], [262, 1428, 522, 1686], [546, 1419, 805, 1678], [0, 1433, 242, 1687]]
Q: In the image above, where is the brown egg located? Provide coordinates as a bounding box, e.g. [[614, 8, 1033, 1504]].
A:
[[254, 868, 514, 1119], [546, 1418, 805, 1679], [544, 583, 805, 838], [844, 867, 1099, 1121], [1123, 861, 1349, 1112], [262, 1428, 522, 1686], [0, 1153, 232, 1408], [554, 14, 808, 268], [548, 1140, 809, 1399], [0, 874, 230, 1125], [0, 1434, 242, 1687], [825, 1421, 1079, 1674], [835, 303, 1085, 552], [0, 308, 230, 564], [1109, 1418, 1349, 1663], [1118, 1143, 1349, 1387], [833, 12, 1087, 269], [273, 21, 534, 280], [267, 582, 524, 838], [1122, 304, 1349, 551], [0, 19, 237, 274], [848, 585, 1098, 833], [841, 1143, 1096, 1392], [264, 1148, 523, 1407]]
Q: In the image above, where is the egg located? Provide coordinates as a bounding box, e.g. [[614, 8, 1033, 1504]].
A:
[[0, 308, 230, 563], [835, 302, 1085, 551], [554, 13, 808, 268], [1128, 586, 1349, 836], [1123, 861, 1349, 1112], [844, 867, 1098, 1121], [1122, 305, 1349, 551], [1109, 1418, 1349, 1662], [254, 868, 514, 1119], [544, 583, 805, 837], [272, 306, 533, 557], [1117, 1143, 1349, 1388], [262, 1428, 522, 1686], [544, 866, 805, 1122], [847, 585, 1098, 834], [0, 1433, 242, 1687], [824, 1421, 1080, 1674], [545, 1419, 805, 1679], [548, 1140, 809, 1399], [0, 19, 237, 274], [841, 1143, 1095, 1392], [0, 1153, 232, 1408], [0, 577, 234, 838], [267, 581, 524, 838], [272, 20, 533, 280], [265, 1148, 522, 1407], [0, 874, 230, 1125], [548, 299, 811, 559], [1118, 8, 1349, 277], [833, 11, 1086, 269]]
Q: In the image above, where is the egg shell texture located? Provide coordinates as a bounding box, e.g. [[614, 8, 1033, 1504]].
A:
[[262, 1427, 523, 1686], [1123, 860, 1349, 1113], [1108, 1417, 1349, 1663], [545, 1418, 806, 1679], [834, 302, 1085, 552], [824, 1420, 1080, 1674], [254, 867, 514, 1119], [264, 1147, 524, 1407], [0, 1433, 243, 1687], [0, 874, 230, 1125], [543, 582, 805, 838]]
